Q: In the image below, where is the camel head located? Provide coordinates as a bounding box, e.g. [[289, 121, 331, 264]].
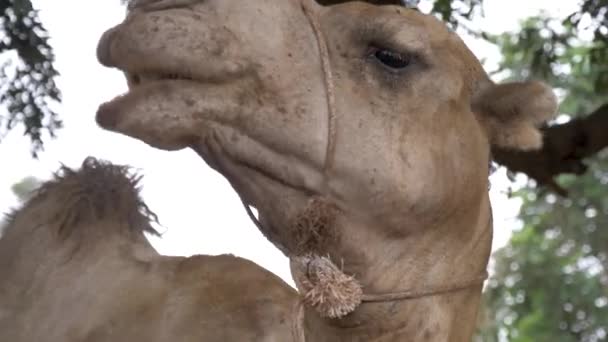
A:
[[96, 0, 557, 331]]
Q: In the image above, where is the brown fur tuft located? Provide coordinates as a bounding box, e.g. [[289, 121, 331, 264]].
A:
[[290, 254, 363, 319], [289, 199, 361, 318], [291, 197, 339, 255], [4, 157, 159, 241]]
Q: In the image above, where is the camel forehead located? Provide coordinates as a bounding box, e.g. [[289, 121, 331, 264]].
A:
[[328, 4, 450, 41], [339, 3, 449, 30]]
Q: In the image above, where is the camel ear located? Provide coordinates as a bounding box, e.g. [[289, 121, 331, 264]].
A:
[[473, 80, 558, 150]]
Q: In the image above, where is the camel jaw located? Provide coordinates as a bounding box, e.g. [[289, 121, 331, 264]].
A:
[[94, 0, 344, 255], [94, 67, 328, 255]]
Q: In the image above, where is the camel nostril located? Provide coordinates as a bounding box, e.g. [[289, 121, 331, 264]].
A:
[[131, 74, 141, 85]]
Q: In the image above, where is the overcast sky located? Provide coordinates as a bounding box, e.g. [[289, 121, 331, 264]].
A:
[[0, 0, 578, 284]]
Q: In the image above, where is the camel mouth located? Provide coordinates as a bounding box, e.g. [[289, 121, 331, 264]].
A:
[[125, 71, 196, 89], [96, 69, 199, 130]]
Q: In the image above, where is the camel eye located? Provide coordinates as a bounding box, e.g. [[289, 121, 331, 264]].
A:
[[371, 48, 411, 70]]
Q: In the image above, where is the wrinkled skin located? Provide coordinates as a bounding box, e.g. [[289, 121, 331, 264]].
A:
[[96, 0, 557, 340]]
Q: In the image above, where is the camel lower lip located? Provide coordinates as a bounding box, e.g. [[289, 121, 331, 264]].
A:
[[96, 79, 197, 130], [96, 98, 122, 129]]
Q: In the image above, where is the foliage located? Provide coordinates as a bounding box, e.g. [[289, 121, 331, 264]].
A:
[[476, 2, 608, 340], [0, 0, 62, 157], [479, 151, 608, 341], [10, 175, 40, 202], [426, 0, 483, 29], [422, 0, 608, 116], [487, 15, 608, 117], [0, 175, 41, 236]]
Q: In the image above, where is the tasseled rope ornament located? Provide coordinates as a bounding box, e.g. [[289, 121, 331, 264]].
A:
[[290, 254, 363, 319], [288, 197, 362, 319]]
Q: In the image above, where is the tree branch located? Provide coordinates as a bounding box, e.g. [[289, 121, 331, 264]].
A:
[[493, 103, 608, 196]]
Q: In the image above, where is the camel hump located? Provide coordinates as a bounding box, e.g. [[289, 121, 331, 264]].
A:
[[7, 157, 160, 241]]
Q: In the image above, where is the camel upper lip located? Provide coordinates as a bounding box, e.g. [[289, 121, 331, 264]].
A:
[[96, 7, 250, 89], [97, 25, 197, 88], [97, 25, 121, 68]]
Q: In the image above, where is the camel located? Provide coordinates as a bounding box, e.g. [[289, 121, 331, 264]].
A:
[[0, 158, 302, 341], [93, 0, 558, 340], [0, 0, 558, 341]]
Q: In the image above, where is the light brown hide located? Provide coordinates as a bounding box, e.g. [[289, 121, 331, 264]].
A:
[[94, 0, 557, 340], [0, 159, 300, 342], [2, 0, 559, 341]]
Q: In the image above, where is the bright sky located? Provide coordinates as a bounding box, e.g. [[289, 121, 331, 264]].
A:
[[0, 0, 578, 285]]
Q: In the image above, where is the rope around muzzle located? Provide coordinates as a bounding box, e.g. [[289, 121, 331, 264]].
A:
[[301, 2, 338, 175], [238, 0, 489, 323]]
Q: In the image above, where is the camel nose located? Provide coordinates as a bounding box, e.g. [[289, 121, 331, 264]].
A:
[[96, 26, 118, 67]]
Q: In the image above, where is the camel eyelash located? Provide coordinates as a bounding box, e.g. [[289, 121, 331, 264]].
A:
[[354, 22, 426, 67]]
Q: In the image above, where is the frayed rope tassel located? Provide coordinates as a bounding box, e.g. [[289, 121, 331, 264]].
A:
[[290, 254, 363, 319]]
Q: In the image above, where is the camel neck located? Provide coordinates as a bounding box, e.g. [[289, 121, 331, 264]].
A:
[[296, 195, 492, 341], [302, 285, 484, 342]]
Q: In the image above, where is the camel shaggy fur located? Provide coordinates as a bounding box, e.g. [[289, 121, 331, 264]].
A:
[[93, 0, 558, 340], [0, 158, 300, 342]]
